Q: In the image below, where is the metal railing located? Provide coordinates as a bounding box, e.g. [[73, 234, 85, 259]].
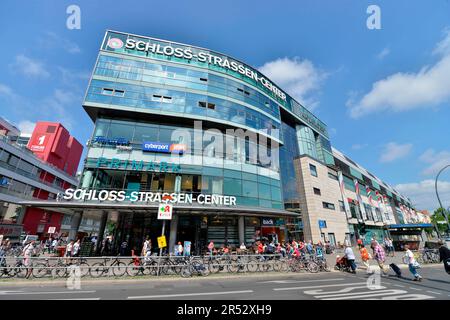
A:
[[0, 253, 330, 279]]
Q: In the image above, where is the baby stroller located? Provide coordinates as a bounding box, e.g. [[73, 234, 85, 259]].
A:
[[335, 255, 351, 272]]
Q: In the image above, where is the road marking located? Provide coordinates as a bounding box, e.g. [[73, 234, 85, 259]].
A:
[[128, 290, 254, 299], [304, 286, 386, 296], [273, 282, 367, 291], [322, 289, 408, 300], [393, 284, 405, 288], [409, 287, 422, 291], [49, 298, 101, 300], [365, 294, 434, 300], [426, 291, 442, 295], [0, 290, 96, 295], [260, 278, 344, 284]]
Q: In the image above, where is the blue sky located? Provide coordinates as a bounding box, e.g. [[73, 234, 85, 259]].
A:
[[0, 0, 449, 211]]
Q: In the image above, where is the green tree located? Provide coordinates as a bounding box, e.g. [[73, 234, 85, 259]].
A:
[[431, 208, 449, 234]]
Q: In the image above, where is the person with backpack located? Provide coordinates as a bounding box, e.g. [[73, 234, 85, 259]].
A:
[[438, 240, 450, 274], [359, 244, 372, 274]]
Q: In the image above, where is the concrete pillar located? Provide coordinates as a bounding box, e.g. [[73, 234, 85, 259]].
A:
[[168, 213, 178, 254], [238, 216, 245, 245], [68, 211, 83, 241], [81, 170, 93, 189], [96, 211, 108, 254]]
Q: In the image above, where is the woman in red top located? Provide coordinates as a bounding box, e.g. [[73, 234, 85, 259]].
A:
[[257, 242, 264, 254]]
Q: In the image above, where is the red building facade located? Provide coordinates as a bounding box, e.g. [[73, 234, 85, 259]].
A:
[[21, 122, 83, 237]]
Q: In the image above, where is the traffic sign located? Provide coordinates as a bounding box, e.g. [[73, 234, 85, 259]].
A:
[[158, 203, 173, 220], [157, 235, 167, 248], [48, 226, 56, 234]]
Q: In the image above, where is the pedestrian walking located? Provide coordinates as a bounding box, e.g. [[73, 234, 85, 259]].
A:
[[208, 241, 215, 257], [344, 244, 357, 273], [177, 241, 183, 256], [438, 240, 450, 274], [22, 240, 36, 279], [66, 240, 74, 259], [142, 237, 152, 257], [371, 240, 388, 275], [359, 244, 372, 273], [403, 244, 422, 281], [120, 241, 128, 256], [72, 239, 81, 257], [51, 238, 58, 254], [357, 238, 363, 249]]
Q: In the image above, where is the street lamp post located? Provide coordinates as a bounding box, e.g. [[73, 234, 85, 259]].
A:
[[435, 164, 450, 235]]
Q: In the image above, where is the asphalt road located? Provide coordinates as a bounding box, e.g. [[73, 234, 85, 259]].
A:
[[0, 265, 448, 300]]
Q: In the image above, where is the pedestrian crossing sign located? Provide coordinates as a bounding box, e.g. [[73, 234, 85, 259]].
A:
[[157, 235, 167, 248]]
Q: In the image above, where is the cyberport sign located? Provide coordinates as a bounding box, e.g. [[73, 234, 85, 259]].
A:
[[142, 141, 186, 154], [61, 189, 237, 206], [104, 33, 286, 102]]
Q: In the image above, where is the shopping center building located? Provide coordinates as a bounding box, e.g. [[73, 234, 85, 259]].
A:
[[18, 30, 432, 254]]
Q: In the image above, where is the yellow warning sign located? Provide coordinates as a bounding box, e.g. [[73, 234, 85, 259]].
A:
[[157, 235, 167, 248]]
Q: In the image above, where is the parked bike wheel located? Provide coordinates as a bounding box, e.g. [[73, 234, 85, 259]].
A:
[[181, 265, 192, 278], [78, 262, 90, 277], [208, 260, 221, 273], [32, 263, 48, 278], [90, 262, 106, 277], [14, 265, 28, 278], [127, 261, 142, 276], [246, 259, 259, 272], [112, 261, 127, 276], [307, 261, 319, 273]]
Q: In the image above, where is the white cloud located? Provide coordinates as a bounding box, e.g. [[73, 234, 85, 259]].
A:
[[348, 29, 450, 118], [352, 143, 368, 150], [376, 47, 390, 60], [395, 179, 450, 212], [10, 54, 50, 78], [0, 83, 14, 97], [433, 27, 450, 56], [380, 142, 413, 163], [419, 149, 450, 176], [259, 57, 327, 111], [17, 120, 36, 134], [38, 32, 81, 54]]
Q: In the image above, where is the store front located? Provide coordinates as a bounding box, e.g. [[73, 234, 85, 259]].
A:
[[21, 198, 297, 256], [388, 223, 433, 250]]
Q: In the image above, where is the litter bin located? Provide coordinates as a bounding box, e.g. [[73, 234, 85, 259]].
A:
[[57, 246, 66, 257]]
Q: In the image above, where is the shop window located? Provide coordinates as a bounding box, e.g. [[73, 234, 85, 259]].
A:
[[313, 187, 321, 196]]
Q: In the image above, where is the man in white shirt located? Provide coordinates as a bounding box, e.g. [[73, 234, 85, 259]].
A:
[[344, 244, 357, 273], [403, 244, 422, 281]]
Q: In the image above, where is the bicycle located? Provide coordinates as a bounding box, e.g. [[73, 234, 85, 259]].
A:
[[126, 255, 158, 276], [90, 256, 127, 277], [180, 257, 210, 277]]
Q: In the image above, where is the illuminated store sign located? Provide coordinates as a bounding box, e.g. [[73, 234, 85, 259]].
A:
[[95, 157, 181, 173], [142, 141, 186, 154], [93, 136, 130, 146], [104, 35, 286, 102], [61, 188, 237, 206]]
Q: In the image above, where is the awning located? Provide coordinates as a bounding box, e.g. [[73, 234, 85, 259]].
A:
[[18, 199, 300, 218], [388, 223, 433, 229]]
